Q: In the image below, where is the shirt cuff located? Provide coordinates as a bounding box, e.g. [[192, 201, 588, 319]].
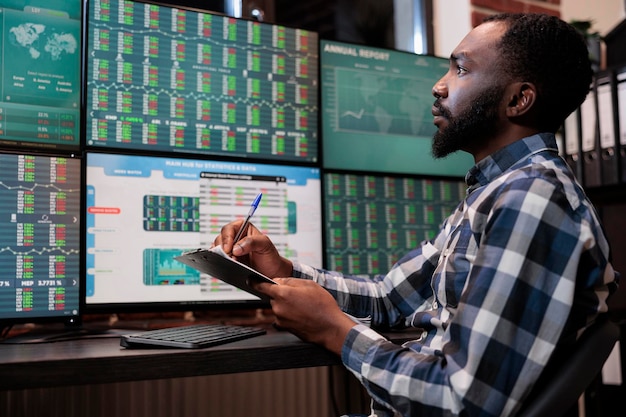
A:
[[341, 323, 388, 373], [291, 261, 316, 280]]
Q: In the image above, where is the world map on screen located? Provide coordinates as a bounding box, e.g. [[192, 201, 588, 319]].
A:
[[9, 22, 77, 61]]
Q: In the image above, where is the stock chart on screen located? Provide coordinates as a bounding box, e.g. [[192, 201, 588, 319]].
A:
[[0, 152, 80, 322], [86, 0, 319, 162]]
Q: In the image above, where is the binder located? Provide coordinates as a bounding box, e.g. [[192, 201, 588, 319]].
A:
[[563, 109, 583, 182], [555, 128, 565, 158], [580, 85, 601, 188], [617, 66, 626, 183], [596, 70, 619, 185]]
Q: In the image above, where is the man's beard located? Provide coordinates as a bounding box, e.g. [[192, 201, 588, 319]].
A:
[[431, 85, 505, 159]]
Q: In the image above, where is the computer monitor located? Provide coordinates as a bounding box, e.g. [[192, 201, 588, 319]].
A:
[[85, 151, 323, 312], [0, 1, 82, 151], [85, 0, 319, 163], [0, 151, 81, 326], [323, 170, 465, 277], [320, 39, 473, 176]]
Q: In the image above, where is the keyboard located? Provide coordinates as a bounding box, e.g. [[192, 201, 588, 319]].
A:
[[120, 323, 266, 349]]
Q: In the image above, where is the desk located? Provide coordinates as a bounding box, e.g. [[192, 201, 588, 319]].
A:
[[0, 325, 424, 417], [0, 325, 341, 391]]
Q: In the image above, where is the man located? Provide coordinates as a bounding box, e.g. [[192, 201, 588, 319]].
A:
[[215, 13, 618, 417]]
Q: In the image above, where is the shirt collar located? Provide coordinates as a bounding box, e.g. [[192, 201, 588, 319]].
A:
[[464, 133, 559, 191]]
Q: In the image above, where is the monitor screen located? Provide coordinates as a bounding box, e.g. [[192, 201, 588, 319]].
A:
[[85, 152, 323, 312], [320, 40, 473, 177], [0, 151, 81, 325], [323, 171, 465, 277], [85, 0, 319, 163], [0, 1, 82, 151]]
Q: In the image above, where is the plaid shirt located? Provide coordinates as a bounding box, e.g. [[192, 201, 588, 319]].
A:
[[292, 133, 617, 417]]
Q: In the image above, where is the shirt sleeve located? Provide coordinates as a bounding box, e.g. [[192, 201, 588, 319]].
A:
[[291, 235, 442, 329], [296, 174, 616, 417], [437, 176, 614, 416]]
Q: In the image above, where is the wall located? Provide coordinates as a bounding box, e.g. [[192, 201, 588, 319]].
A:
[[432, 0, 625, 58], [561, 0, 625, 35], [432, 0, 472, 57]]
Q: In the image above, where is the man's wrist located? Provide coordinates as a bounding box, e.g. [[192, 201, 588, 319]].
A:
[[323, 315, 358, 355]]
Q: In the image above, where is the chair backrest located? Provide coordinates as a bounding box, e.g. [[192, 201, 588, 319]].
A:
[[516, 315, 620, 417]]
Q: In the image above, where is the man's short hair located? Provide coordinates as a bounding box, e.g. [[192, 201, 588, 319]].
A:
[[484, 13, 593, 132]]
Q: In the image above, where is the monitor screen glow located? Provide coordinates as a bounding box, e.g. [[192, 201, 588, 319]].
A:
[[85, 0, 319, 163], [85, 152, 323, 311], [0, 1, 82, 151], [323, 171, 465, 277], [0, 152, 81, 325]]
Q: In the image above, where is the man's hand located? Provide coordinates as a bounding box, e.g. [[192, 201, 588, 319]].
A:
[[214, 221, 293, 279], [255, 278, 357, 355]]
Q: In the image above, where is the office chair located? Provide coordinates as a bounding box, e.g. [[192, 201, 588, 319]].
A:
[[343, 316, 620, 417], [516, 314, 621, 417]]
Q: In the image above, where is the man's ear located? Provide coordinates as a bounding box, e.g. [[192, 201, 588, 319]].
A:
[[505, 82, 537, 117]]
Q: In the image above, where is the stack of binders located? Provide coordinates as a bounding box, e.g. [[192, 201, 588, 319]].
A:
[[562, 66, 626, 188]]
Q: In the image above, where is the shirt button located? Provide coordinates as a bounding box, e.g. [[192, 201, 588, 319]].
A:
[[432, 301, 438, 309]]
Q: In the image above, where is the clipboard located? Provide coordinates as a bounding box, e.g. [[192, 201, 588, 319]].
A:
[[174, 246, 277, 302]]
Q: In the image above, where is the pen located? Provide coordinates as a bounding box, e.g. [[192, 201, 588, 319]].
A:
[[232, 192, 262, 244]]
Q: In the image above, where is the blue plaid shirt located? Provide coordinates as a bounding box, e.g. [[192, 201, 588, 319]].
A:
[[292, 133, 617, 417]]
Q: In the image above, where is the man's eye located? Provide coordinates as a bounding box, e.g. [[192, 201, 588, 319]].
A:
[[456, 66, 467, 75]]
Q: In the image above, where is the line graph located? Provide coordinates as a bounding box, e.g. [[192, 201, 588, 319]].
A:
[[87, 81, 318, 113], [340, 109, 365, 120], [0, 247, 80, 256], [0, 181, 81, 193]]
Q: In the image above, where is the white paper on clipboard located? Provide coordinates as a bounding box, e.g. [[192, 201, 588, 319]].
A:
[[174, 245, 277, 302]]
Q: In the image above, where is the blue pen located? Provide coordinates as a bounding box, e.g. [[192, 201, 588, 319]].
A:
[[232, 193, 262, 244]]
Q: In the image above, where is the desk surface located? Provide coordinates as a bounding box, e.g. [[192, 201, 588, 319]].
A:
[[0, 324, 340, 391]]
